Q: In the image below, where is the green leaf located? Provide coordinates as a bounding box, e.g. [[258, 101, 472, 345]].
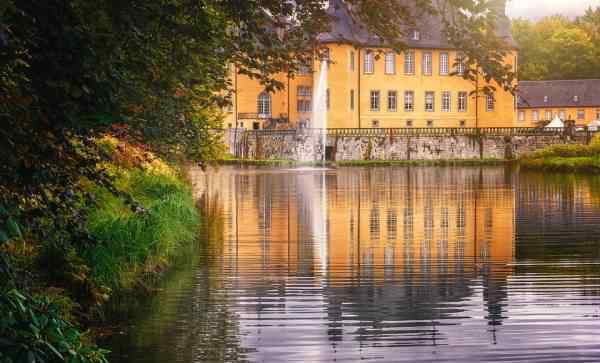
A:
[[42, 342, 64, 360], [6, 220, 21, 238]]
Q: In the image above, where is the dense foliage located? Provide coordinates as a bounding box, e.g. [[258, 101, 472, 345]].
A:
[[0, 289, 109, 363], [513, 7, 600, 80]]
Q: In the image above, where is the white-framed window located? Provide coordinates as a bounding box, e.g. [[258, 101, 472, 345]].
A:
[[425, 91, 435, 112], [423, 52, 432, 76], [384, 52, 396, 74], [545, 110, 552, 120], [406, 120, 413, 127], [257, 92, 271, 116], [573, 95, 579, 102], [370, 90, 380, 111], [456, 53, 465, 75], [350, 89, 355, 110], [388, 91, 397, 112], [350, 50, 355, 71], [404, 51, 415, 75], [518, 110, 525, 122], [404, 91, 414, 112], [297, 86, 312, 113], [544, 95, 549, 103], [458, 91, 467, 112], [486, 94, 494, 112], [427, 120, 434, 128], [559, 110, 566, 120], [412, 30, 420, 40], [442, 91, 451, 112], [364, 51, 374, 74], [577, 109, 585, 120], [440, 52, 449, 75], [532, 110, 539, 121]]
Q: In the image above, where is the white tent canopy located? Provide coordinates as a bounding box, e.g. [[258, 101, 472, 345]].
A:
[[588, 120, 600, 132], [545, 116, 565, 129]]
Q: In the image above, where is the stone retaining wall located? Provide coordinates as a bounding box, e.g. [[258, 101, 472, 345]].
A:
[[224, 129, 589, 162]]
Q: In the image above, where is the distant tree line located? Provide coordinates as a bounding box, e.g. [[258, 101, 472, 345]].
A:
[[513, 7, 600, 80]]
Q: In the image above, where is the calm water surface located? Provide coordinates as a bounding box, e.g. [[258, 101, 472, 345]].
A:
[[108, 166, 600, 362]]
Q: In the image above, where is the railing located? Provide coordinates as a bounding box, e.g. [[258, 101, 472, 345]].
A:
[[221, 127, 591, 138], [237, 113, 289, 120], [237, 113, 270, 120]]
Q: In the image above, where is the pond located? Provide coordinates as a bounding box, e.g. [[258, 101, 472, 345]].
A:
[[107, 165, 600, 362]]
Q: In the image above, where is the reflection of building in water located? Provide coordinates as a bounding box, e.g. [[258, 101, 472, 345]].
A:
[[198, 166, 516, 345], [516, 172, 600, 260]]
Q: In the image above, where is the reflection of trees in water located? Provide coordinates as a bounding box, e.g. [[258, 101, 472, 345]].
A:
[[517, 172, 600, 260]]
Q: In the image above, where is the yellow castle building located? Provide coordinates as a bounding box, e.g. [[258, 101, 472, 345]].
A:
[[224, 0, 518, 130]]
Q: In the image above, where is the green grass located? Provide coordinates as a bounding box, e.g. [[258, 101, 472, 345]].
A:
[[84, 169, 199, 289], [520, 156, 600, 173], [520, 135, 600, 173]]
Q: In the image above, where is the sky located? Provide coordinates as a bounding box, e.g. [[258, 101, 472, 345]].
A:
[[507, 0, 600, 19]]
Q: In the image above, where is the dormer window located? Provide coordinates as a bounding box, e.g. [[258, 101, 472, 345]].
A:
[[574, 95, 579, 102], [412, 30, 420, 41], [544, 96, 549, 103]]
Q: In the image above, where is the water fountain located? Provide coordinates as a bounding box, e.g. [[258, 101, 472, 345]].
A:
[[311, 59, 328, 162]]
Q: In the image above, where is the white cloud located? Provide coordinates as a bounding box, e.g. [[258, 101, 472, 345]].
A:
[[506, 0, 600, 19]]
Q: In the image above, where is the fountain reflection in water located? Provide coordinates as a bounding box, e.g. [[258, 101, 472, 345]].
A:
[[296, 170, 329, 275]]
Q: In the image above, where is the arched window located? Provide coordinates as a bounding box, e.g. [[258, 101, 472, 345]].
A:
[[257, 92, 271, 117]]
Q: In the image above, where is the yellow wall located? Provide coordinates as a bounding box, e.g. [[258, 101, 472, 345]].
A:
[[517, 107, 600, 127], [226, 43, 517, 129]]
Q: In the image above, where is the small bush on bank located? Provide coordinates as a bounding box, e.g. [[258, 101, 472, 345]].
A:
[[0, 289, 109, 363], [520, 135, 600, 173], [526, 135, 600, 159]]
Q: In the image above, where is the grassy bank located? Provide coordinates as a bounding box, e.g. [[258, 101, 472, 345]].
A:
[[82, 136, 200, 292], [520, 137, 600, 173], [1, 136, 200, 362]]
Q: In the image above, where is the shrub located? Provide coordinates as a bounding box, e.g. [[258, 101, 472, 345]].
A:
[[0, 289, 109, 363]]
